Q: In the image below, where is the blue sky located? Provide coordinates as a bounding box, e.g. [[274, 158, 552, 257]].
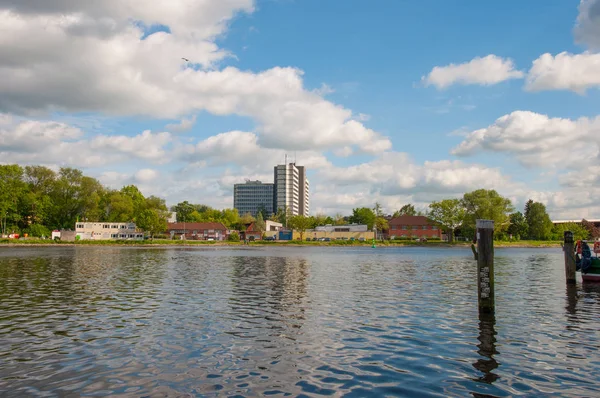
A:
[[1, 0, 599, 218]]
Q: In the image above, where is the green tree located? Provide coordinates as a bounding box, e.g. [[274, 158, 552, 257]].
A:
[[461, 189, 514, 237], [289, 215, 311, 240], [393, 204, 416, 217], [428, 199, 465, 242], [105, 191, 135, 222], [551, 222, 589, 241], [221, 208, 240, 229], [228, 231, 240, 242], [172, 201, 196, 222], [255, 212, 266, 233], [349, 207, 376, 230], [239, 212, 255, 228], [0, 165, 26, 232], [375, 217, 389, 238], [507, 212, 528, 240], [525, 202, 553, 240], [136, 208, 166, 239]]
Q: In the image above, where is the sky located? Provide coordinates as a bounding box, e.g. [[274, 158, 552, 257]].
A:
[[1, 0, 599, 219]]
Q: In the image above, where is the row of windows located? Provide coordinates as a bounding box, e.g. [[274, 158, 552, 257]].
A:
[[390, 225, 438, 230], [76, 224, 134, 230]]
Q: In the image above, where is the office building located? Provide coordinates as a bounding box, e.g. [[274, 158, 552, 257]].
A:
[[274, 162, 309, 216], [233, 180, 275, 217]]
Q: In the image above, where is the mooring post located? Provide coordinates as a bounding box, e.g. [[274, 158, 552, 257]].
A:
[[476, 219, 495, 314], [563, 231, 576, 284]]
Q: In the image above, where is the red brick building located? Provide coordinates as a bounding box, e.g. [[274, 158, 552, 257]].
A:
[[386, 215, 441, 239], [240, 222, 263, 241], [166, 222, 228, 241]]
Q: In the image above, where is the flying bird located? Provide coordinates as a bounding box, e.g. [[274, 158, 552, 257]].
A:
[[181, 57, 189, 62]]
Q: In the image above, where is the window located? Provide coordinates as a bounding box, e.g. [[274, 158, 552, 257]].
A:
[[422, 225, 427, 230], [128, 234, 135, 238], [128, 225, 135, 230], [432, 225, 438, 230], [103, 224, 109, 229], [391, 225, 397, 230], [111, 234, 117, 238], [120, 234, 126, 238], [120, 225, 126, 229], [76, 224, 84, 229], [402, 225, 407, 230], [112, 225, 118, 229]]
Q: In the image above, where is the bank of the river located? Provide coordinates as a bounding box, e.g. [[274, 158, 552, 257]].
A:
[[0, 238, 561, 248]]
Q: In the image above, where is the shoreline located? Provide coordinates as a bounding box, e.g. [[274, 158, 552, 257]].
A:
[[0, 241, 562, 249]]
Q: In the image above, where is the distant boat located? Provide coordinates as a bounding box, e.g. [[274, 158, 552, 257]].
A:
[[575, 240, 600, 282]]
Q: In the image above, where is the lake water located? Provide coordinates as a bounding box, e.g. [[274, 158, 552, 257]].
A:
[[0, 246, 599, 397]]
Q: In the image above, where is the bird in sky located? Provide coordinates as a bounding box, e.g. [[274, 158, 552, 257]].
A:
[[181, 57, 189, 62]]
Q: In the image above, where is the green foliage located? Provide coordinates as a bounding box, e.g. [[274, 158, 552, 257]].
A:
[[393, 204, 417, 217], [428, 199, 464, 242], [288, 215, 312, 240], [255, 212, 266, 232], [461, 189, 514, 237], [507, 212, 528, 240], [525, 201, 553, 240], [349, 207, 376, 230], [375, 216, 389, 232], [24, 224, 51, 238], [551, 222, 590, 241], [228, 231, 240, 242]]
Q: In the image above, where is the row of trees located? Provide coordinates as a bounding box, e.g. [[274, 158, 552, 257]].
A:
[[428, 190, 591, 242], [1, 165, 169, 238]]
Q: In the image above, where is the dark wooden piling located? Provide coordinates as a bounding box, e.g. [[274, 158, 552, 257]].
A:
[[476, 219, 495, 314], [563, 231, 576, 284]]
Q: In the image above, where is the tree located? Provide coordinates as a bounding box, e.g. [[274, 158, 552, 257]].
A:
[[349, 207, 376, 230], [289, 215, 311, 240], [0, 165, 26, 232], [525, 201, 553, 240], [221, 208, 240, 229], [394, 204, 416, 217], [228, 231, 240, 242], [551, 222, 589, 241], [105, 191, 134, 222], [507, 212, 528, 240], [255, 212, 266, 233], [428, 199, 465, 242], [461, 189, 514, 237], [374, 217, 389, 238], [374, 202, 384, 217], [136, 208, 166, 239], [172, 201, 196, 222], [240, 212, 255, 227]]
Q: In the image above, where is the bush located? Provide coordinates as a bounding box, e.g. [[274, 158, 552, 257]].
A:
[[228, 231, 240, 242], [25, 224, 51, 238]]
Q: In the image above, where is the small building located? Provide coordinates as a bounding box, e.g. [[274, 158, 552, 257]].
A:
[[315, 224, 368, 233], [166, 222, 228, 241], [264, 220, 283, 238], [240, 222, 263, 241], [75, 222, 144, 240], [297, 224, 373, 240], [386, 215, 441, 239]]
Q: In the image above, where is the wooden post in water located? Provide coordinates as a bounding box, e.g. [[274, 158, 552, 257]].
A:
[[563, 231, 576, 284], [476, 219, 494, 314]]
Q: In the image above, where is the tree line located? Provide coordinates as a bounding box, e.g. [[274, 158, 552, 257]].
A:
[[0, 165, 169, 238], [2, 164, 591, 242]]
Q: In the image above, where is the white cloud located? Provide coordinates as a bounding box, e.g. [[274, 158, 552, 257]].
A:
[[452, 111, 600, 168], [422, 55, 524, 89], [179, 130, 332, 171], [0, 3, 390, 154], [525, 52, 600, 93], [134, 169, 159, 183], [0, 118, 173, 167], [166, 115, 196, 132], [575, 0, 600, 50]]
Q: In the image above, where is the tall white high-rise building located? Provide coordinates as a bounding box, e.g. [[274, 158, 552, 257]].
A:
[[274, 162, 309, 217]]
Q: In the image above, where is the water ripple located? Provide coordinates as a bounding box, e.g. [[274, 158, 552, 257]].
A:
[[0, 246, 599, 396]]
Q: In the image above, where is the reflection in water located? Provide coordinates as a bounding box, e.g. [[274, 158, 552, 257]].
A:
[[1, 246, 600, 397], [473, 313, 499, 384]]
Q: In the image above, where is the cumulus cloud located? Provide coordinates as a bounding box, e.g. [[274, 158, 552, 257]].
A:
[[525, 52, 600, 93], [452, 111, 600, 168], [178, 130, 332, 171], [0, 2, 390, 154], [166, 115, 197, 132], [422, 55, 524, 89], [0, 118, 172, 167], [575, 0, 600, 50]]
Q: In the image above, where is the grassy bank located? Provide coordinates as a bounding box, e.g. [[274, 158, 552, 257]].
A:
[[0, 238, 562, 248]]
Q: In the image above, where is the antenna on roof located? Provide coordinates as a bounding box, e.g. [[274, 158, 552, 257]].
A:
[[294, 151, 296, 164], [285, 153, 287, 165]]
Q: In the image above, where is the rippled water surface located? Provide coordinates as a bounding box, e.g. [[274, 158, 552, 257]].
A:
[[1, 246, 599, 397]]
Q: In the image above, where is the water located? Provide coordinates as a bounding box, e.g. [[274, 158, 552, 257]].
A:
[[0, 246, 599, 397]]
